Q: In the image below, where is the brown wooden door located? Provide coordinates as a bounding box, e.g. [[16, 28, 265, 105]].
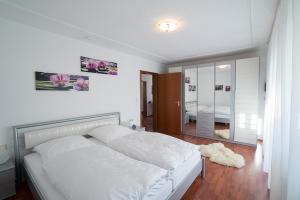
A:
[[157, 73, 181, 135]]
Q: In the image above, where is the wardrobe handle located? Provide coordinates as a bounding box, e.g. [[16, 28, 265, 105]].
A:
[[177, 101, 180, 107]]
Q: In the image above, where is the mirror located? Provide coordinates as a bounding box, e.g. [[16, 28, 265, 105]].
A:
[[183, 67, 197, 136], [214, 62, 233, 140], [197, 65, 215, 137]]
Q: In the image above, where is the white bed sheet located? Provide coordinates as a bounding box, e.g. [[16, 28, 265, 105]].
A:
[[171, 151, 201, 189], [88, 138, 202, 190], [24, 153, 66, 200], [215, 114, 230, 119], [89, 137, 106, 146], [24, 152, 173, 200], [186, 104, 230, 115]]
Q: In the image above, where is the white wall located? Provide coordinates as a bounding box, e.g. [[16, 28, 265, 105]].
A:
[[184, 65, 231, 107], [169, 66, 182, 73], [184, 67, 197, 102], [197, 66, 215, 106], [141, 74, 153, 103], [141, 74, 153, 116], [0, 19, 163, 155], [215, 68, 231, 106]]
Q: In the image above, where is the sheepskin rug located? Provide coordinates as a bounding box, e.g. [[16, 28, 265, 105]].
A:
[[214, 129, 230, 139], [199, 143, 245, 168]]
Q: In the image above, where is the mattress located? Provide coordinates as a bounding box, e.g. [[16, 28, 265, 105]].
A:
[[215, 113, 230, 119], [186, 104, 230, 116], [186, 111, 197, 118], [24, 153, 173, 200], [89, 138, 202, 190], [187, 107, 230, 124]]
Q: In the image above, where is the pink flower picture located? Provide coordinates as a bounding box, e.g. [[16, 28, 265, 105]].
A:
[[50, 74, 70, 87], [36, 72, 89, 91], [86, 60, 98, 70], [73, 78, 89, 91], [81, 56, 118, 75]]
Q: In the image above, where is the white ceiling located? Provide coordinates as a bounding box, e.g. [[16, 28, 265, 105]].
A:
[[0, 0, 278, 63]]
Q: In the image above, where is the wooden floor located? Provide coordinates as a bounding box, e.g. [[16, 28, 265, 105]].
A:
[[142, 115, 154, 131], [8, 135, 269, 200], [183, 121, 197, 135], [8, 183, 33, 200], [177, 135, 269, 200]]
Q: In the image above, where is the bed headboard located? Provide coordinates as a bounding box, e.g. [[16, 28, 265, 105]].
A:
[[13, 112, 120, 182]]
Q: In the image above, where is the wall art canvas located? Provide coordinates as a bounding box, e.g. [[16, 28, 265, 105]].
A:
[[189, 85, 196, 91], [35, 71, 89, 91], [80, 56, 118, 75], [192, 85, 196, 91], [185, 77, 190, 84], [215, 85, 223, 91], [225, 85, 231, 91]]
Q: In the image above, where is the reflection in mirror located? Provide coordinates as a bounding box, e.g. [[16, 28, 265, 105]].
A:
[[183, 67, 197, 136], [214, 63, 232, 140], [197, 65, 215, 137]]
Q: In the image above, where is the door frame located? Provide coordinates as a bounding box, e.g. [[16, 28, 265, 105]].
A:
[[142, 81, 147, 117], [140, 70, 158, 131]]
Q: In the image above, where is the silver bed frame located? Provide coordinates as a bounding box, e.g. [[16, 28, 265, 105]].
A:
[[13, 112, 204, 200]]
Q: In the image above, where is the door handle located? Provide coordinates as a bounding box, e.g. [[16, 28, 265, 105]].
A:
[[177, 101, 180, 107]]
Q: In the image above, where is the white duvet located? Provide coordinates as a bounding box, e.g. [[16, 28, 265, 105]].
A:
[[42, 145, 167, 200], [108, 132, 199, 171]]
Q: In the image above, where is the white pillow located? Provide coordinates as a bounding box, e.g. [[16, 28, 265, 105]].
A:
[[88, 125, 134, 144], [33, 136, 94, 162]]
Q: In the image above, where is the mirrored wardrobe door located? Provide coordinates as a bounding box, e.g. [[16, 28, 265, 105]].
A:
[[214, 61, 235, 140], [183, 66, 198, 136], [196, 64, 215, 137]]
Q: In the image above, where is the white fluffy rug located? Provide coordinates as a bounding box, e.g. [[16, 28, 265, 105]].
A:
[[214, 129, 230, 139], [199, 143, 245, 168]]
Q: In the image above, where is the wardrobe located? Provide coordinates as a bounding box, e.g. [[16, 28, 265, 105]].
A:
[[182, 57, 260, 145]]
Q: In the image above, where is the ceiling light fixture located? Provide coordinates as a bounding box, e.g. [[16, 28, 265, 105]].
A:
[[217, 64, 230, 69], [158, 21, 178, 32]]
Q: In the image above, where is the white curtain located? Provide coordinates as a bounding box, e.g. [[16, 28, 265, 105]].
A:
[[263, 0, 293, 199]]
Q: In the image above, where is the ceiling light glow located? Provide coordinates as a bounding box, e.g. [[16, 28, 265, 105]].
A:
[[217, 64, 230, 69], [158, 21, 178, 32]]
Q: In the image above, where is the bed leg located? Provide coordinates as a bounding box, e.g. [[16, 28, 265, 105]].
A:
[[201, 157, 205, 178]]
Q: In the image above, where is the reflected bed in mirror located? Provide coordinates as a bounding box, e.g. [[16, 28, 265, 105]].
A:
[[214, 61, 234, 140]]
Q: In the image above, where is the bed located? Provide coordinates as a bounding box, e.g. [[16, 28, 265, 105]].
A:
[[23, 147, 172, 200], [13, 112, 204, 200], [214, 106, 231, 124], [88, 136, 202, 191], [185, 102, 230, 124], [185, 101, 198, 121]]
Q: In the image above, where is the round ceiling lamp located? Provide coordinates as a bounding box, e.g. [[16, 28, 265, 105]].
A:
[[217, 64, 230, 69], [158, 21, 178, 32]]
